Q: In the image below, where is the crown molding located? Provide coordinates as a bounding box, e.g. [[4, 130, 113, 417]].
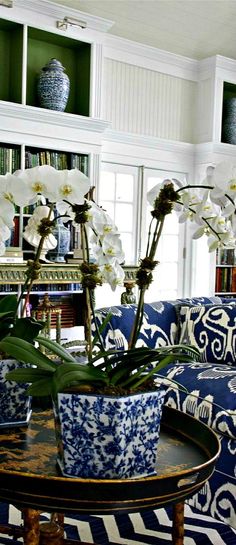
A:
[[198, 54, 236, 81], [0, 102, 110, 133], [104, 35, 199, 81], [195, 141, 236, 156], [103, 129, 194, 153], [0, 102, 111, 152], [8, 0, 114, 33]]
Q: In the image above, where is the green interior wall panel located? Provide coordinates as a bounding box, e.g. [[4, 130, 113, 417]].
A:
[[0, 19, 23, 103], [27, 28, 91, 116]]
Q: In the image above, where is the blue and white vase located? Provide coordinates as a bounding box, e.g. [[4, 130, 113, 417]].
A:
[[53, 389, 166, 479], [0, 360, 32, 428], [37, 58, 70, 112], [46, 218, 71, 262]]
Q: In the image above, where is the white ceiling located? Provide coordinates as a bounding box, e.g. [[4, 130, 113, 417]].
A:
[[49, 0, 236, 61]]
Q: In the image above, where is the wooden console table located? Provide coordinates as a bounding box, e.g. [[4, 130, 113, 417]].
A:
[[0, 406, 220, 545]]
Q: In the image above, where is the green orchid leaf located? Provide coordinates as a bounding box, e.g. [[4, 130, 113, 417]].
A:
[[6, 367, 53, 384], [0, 294, 18, 313], [52, 363, 108, 395], [11, 317, 45, 342], [27, 378, 55, 397], [0, 337, 58, 371], [92, 312, 112, 348], [36, 335, 77, 362]]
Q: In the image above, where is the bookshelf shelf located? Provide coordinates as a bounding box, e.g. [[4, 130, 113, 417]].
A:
[[215, 248, 236, 294]]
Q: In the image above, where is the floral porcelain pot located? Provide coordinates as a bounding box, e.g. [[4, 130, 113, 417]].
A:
[[0, 359, 32, 428], [53, 389, 166, 479]]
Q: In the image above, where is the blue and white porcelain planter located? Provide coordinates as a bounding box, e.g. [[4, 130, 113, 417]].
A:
[[53, 389, 166, 479], [0, 359, 32, 428]]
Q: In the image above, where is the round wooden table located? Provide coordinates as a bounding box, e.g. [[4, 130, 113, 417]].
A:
[[0, 405, 220, 545]]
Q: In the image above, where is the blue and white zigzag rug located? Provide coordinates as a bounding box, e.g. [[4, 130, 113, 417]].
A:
[[0, 503, 236, 544]]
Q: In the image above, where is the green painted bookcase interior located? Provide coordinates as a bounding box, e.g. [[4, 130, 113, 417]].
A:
[[0, 19, 23, 103], [27, 27, 91, 115], [0, 19, 91, 116]]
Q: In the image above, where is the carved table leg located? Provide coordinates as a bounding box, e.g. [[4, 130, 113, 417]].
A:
[[23, 508, 40, 545], [172, 501, 185, 545], [39, 512, 64, 545]]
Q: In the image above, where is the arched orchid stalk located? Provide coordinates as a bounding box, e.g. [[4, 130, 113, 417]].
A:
[[0, 165, 125, 357], [1, 161, 236, 397], [129, 163, 236, 348]]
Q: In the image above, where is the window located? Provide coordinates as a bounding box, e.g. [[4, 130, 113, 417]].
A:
[[98, 163, 140, 264], [142, 169, 187, 301], [98, 163, 187, 304]]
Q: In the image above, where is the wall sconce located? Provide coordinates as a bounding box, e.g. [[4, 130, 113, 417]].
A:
[[0, 0, 13, 6], [57, 16, 87, 31]]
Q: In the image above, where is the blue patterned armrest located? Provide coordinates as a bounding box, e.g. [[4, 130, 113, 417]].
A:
[[158, 361, 236, 439]]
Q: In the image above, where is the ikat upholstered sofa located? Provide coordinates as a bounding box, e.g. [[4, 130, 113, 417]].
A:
[[95, 296, 236, 530]]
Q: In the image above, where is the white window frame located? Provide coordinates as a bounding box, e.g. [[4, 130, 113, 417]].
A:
[[98, 162, 188, 302], [98, 162, 141, 265], [141, 167, 187, 299]]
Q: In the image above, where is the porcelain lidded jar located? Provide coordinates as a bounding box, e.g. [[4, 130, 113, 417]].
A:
[[37, 58, 70, 112]]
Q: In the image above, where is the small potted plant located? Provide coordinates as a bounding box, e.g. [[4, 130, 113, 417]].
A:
[[0, 331, 199, 478]]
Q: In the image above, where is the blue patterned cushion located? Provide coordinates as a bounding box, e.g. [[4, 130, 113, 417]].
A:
[[94, 301, 179, 350], [94, 297, 223, 351], [158, 362, 236, 439], [179, 304, 236, 366]]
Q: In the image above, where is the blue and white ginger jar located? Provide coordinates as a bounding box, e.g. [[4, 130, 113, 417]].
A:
[[53, 389, 166, 479], [37, 58, 70, 112]]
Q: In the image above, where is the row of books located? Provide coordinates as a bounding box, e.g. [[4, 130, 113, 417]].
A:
[[25, 149, 88, 174], [0, 283, 82, 292], [0, 147, 89, 176], [0, 146, 20, 174], [34, 295, 78, 329], [215, 266, 236, 293], [216, 248, 236, 265]]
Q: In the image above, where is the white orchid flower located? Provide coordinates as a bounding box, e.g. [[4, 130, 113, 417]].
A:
[[101, 233, 125, 262], [53, 169, 90, 205], [206, 161, 236, 204], [177, 190, 200, 223], [207, 230, 236, 252], [13, 165, 57, 203], [87, 201, 118, 237], [0, 172, 33, 227], [0, 219, 11, 255], [23, 205, 57, 251], [99, 260, 125, 291], [192, 226, 207, 240], [0, 197, 15, 228]]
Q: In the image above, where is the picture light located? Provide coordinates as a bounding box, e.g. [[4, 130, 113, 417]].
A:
[[57, 16, 87, 30]]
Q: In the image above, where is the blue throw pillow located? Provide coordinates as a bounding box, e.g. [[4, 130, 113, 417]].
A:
[[179, 304, 236, 366]]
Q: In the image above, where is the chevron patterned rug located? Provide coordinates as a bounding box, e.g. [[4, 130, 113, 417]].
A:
[[0, 503, 236, 545]]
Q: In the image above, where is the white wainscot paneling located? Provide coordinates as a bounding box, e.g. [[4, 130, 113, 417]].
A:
[[102, 59, 197, 143], [196, 77, 214, 143]]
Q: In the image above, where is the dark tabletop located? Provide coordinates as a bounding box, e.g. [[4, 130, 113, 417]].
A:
[[0, 406, 220, 514]]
